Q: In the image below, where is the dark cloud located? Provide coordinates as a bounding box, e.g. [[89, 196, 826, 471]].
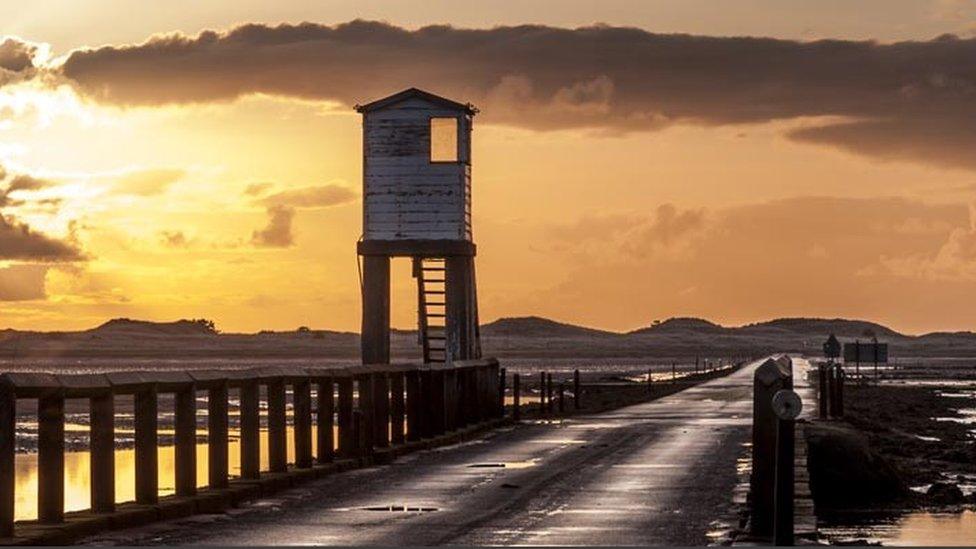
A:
[[8, 174, 52, 192], [0, 38, 36, 72], [0, 264, 48, 301], [58, 21, 976, 170], [251, 205, 294, 247], [0, 214, 84, 261], [159, 230, 189, 247], [257, 184, 356, 209], [244, 182, 274, 196]]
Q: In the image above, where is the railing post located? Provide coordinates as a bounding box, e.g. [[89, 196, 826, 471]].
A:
[[647, 368, 653, 394], [512, 373, 521, 421], [174, 383, 197, 497], [207, 380, 229, 489], [430, 369, 446, 436], [0, 380, 12, 537], [355, 372, 375, 456], [90, 391, 115, 513], [420, 369, 434, 439], [405, 369, 422, 442], [372, 370, 390, 448], [38, 389, 65, 523], [573, 369, 580, 410], [134, 385, 159, 504], [336, 375, 355, 458], [239, 380, 261, 480], [558, 382, 565, 414], [267, 378, 287, 473], [672, 363, 677, 383], [294, 378, 313, 469], [316, 375, 335, 463], [390, 370, 405, 445]]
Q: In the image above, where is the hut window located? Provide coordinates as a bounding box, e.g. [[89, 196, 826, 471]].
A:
[[430, 117, 458, 162]]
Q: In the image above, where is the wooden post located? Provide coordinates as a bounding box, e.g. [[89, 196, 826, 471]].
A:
[[356, 373, 375, 455], [90, 392, 115, 513], [267, 379, 287, 473], [672, 363, 677, 383], [38, 392, 65, 523], [207, 382, 229, 489], [836, 366, 845, 418], [750, 358, 792, 537], [294, 379, 313, 469], [390, 371, 405, 445], [316, 376, 335, 463], [818, 365, 828, 420], [512, 373, 521, 421], [372, 371, 390, 448], [174, 385, 197, 497], [573, 369, 581, 410], [361, 255, 391, 365], [134, 387, 158, 505], [0, 382, 13, 536], [647, 368, 653, 394], [420, 369, 435, 439], [336, 376, 355, 458], [558, 382, 565, 414], [773, 414, 796, 546], [239, 381, 261, 480], [405, 370, 422, 442], [430, 370, 446, 435]]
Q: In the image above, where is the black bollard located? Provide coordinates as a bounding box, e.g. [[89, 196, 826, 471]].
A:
[[773, 409, 796, 546]]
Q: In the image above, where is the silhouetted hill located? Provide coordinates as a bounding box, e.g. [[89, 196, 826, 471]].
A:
[[741, 318, 904, 339], [629, 317, 727, 335], [481, 316, 616, 338], [89, 318, 218, 336]]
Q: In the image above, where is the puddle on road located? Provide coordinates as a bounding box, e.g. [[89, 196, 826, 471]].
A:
[[468, 460, 538, 469], [611, 463, 681, 469], [528, 439, 587, 444], [336, 504, 438, 513]]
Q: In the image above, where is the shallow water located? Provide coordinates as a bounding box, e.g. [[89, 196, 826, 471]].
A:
[[822, 510, 976, 546], [13, 425, 339, 521]]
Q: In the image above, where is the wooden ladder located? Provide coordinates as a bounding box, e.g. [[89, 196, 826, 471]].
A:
[[415, 257, 447, 364]]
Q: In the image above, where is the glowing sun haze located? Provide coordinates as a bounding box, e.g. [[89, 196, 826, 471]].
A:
[[1, 0, 976, 335]]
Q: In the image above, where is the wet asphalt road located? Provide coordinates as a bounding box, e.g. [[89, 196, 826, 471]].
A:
[[85, 360, 766, 546]]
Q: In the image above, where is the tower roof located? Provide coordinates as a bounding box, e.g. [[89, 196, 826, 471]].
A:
[[355, 87, 478, 115]]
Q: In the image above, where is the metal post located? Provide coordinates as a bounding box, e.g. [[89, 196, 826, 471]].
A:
[[512, 373, 521, 421], [239, 381, 261, 479], [174, 385, 197, 496], [207, 382, 229, 488], [316, 376, 335, 463], [90, 392, 115, 512], [294, 379, 313, 469], [546, 373, 554, 415], [134, 387, 159, 504], [538, 372, 546, 415], [573, 369, 581, 410], [38, 392, 65, 523], [498, 367, 507, 419]]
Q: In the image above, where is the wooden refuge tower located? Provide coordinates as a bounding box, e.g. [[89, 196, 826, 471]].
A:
[[356, 88, 482, 365]]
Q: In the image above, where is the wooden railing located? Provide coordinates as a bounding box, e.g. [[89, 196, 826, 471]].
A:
[[0, 358, 502, 540]]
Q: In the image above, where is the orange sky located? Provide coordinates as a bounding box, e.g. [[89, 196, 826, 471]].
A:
[[1, 1, 976, 335]]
